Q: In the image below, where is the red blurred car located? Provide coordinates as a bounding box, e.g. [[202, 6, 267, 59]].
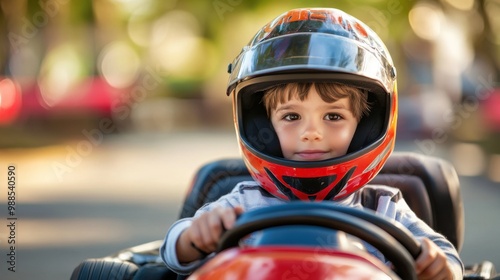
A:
[[17, 76, 128, 124]]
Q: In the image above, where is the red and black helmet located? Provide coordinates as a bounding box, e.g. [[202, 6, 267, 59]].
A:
[[227, 8, 398, 201]]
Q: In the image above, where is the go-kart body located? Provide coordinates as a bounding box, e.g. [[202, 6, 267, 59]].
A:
[[189, 246, 395, 280], [71, 152, 498, 280]]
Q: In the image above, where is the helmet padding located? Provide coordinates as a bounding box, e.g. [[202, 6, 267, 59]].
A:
[[241, 91, 283, 158]]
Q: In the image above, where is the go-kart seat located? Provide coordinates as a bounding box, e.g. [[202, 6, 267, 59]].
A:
[[178, 152, 464, 252]]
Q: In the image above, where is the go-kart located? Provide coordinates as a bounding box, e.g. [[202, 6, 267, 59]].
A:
[[71, 152, 498, 280]]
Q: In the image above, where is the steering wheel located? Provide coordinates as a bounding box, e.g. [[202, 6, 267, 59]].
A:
[[218, 202, 421, 280]]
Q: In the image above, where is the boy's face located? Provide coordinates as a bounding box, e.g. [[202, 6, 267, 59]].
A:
[[270, 87, 358, 161]]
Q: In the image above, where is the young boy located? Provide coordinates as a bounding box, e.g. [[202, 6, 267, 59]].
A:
[[161, 7, 463, 279]]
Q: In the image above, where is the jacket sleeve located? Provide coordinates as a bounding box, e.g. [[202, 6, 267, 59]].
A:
[[159, 218, 212, 275], [399, 200, 464, 279], [359, 185, 464, 279], [394, 195, 464, 280], [159, 183, 254, 275]]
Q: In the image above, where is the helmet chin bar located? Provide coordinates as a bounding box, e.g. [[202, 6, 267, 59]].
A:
[[265, 167, 356, 201]]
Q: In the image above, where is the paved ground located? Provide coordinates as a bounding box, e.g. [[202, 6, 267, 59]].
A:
[[0, 130, 498, 279]]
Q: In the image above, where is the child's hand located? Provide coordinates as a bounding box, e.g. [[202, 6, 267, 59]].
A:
[[415, 237, 454, 280], [177, 206, 244, 263]]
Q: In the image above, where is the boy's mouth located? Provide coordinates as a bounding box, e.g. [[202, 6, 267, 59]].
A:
[[295, 150, 330, 161]]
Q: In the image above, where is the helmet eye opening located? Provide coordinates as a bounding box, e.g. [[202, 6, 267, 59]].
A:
[[235, 73, 390, 164]]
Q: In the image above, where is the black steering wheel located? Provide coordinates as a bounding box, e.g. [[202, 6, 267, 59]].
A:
[[218, 202, 421, 280]]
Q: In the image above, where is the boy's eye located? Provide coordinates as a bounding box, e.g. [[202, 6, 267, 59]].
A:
[[325, 113, 342, 121], [283, 114, 300, 121]]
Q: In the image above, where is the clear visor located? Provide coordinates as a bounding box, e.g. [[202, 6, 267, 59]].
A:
[[228, 33, 395, 94]]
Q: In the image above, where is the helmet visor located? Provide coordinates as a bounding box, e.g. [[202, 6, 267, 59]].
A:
[[228, 33, 395, 94]]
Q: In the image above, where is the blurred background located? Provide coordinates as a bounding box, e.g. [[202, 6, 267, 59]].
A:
[[0, 0, 499, 279]]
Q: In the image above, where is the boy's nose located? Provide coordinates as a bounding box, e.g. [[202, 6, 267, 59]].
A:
[[301, 121, 323, 141]]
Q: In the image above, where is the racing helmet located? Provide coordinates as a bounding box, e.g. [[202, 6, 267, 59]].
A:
[[227, 8, 398, 201]]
